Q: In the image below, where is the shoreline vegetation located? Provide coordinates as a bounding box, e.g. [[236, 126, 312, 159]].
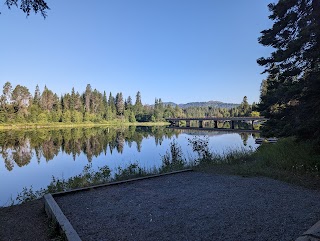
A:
[[0, 121, 170, 130], [0, 82, 257, 132], [5, 136, 319, 207]]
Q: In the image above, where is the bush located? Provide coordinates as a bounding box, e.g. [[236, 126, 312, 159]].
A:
[[114, 163, 148, 181], [160, 139, 186, 172], [188, 136, 213, 164]]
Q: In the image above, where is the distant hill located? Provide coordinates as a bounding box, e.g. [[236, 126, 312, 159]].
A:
[[162, 101, 239, 109]]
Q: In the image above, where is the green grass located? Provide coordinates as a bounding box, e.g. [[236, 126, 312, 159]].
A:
[[257, 138, 319, 171], [194, 137, 320, 189]]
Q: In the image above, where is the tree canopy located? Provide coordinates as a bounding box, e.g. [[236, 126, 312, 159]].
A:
[[258, 0, 320, 148]]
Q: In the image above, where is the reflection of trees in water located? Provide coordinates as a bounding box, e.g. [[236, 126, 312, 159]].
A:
[[41, 140, 60, 161], [0, 126, 180, 171], [116, 132, 125, 153], [2, 149, 14, 171], [0, 132, 33, 169], [13, 139, 33, 167], [239, 133, 261, 146], [239, 133, 249, 146]]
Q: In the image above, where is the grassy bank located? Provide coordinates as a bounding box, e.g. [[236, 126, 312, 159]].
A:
[[0, 121, 169, 130], [194, 137, 320, 189]]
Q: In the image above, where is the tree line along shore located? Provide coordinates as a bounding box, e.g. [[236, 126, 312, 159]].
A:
[[0, 82, 256, 127]]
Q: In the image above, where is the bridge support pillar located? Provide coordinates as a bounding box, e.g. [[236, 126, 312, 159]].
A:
[[214, 121, 218, 128], [199, 120, 203, 128], [186, 120, 190, 127], [251, 120, 254, 130], [231, 121, 235, 129]]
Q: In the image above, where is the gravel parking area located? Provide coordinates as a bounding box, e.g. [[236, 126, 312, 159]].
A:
[[55, 172, 320, 241]]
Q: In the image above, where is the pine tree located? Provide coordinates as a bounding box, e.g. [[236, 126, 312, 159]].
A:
[[126, 95, 132, 110], [84, 84, 92, 113], [34, 85, 41, 106], [134, 91, 142, 114], [70, 87, 76, 111], [257, 0, 320, 142], [115, 92, 124, 116], [108, 92, 116, 113], [239, 96, 250, 117]]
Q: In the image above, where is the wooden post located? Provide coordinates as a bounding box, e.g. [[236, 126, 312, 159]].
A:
[[186, 120, 190, 127], [231, 120, 235, 129], [251, 120, 254, 130]]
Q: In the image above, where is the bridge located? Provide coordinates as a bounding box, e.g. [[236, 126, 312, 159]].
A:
[[165, 117, 268, 130]]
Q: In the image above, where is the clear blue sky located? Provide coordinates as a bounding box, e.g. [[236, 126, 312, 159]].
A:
[[0, 0, 274, 105]]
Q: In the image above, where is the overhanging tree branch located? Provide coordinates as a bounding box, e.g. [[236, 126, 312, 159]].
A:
[[3, 0, 50, 18]]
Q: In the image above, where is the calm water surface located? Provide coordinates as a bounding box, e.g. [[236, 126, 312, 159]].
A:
[[0, 126, 259, 206]]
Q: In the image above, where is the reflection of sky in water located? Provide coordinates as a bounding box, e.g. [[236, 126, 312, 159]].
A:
[[0, 130, 258, 206]]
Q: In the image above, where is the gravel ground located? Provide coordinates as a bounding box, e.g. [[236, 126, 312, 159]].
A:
[[55, 172, 320, 241], [0, 199, 51, 241]]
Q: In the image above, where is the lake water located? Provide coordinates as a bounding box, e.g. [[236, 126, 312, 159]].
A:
[[0, 126, 260, 206]]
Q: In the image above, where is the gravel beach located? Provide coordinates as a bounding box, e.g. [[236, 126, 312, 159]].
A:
[[55, 172, 320, 241]]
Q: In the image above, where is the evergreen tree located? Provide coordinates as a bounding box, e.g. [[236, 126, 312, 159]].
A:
[[70, 87, 76, 111], [74, 92, 82, 112], [108, 92, 116, 113], [4, 0, 50, 18], [257, 0, 320, 143], [33, 84, 41, 106], [134, 91, 143, 115], [115, 92, 124, 116], [84, 84, 92, 113], [126, 95, 133, 110], [91, 89, 103, 114], [239, 96, 250, 117], [135, 91, 142, 106], [103, 91, 108, 110]]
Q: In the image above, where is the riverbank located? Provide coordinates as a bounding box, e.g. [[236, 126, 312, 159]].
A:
[[0, 121, 169, 130], [188, 136, 320, 190]]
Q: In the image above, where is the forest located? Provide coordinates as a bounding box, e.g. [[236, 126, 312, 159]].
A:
[[0, 82, 255, 124]]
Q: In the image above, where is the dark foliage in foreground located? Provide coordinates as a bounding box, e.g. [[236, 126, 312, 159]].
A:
[[258, 0, 320, 151]]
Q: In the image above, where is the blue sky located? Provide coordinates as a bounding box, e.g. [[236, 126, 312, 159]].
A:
[[0, 0, 274, 105]]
